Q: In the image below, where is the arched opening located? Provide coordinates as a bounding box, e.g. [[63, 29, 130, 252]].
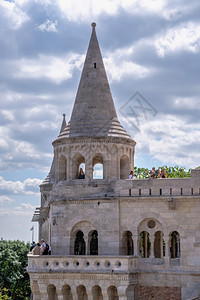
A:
[[170, 231, 180, 258], [107, 286, 119, 300], [89, 230, 98, 255], [74, 230, 86, 255], [120, 231, 134, 255], [72, 154, 85, 179], [92, 285, 103, 300], [77, 285, 88, 300], [62, 285, 72, 300], [93, 155, 104, 179], [120, 155, 129, 179], [47, 284, 57, 300], [139, 231, 151, 258], [58, 155, 67, 181], [154, 231, 164, 258]]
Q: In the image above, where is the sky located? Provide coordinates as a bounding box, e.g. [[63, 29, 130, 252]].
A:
[[0, 0, 200, 242]]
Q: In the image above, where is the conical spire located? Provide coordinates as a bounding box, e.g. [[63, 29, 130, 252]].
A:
[[60, 114, 66, 133], [57, 23, 131, 140]]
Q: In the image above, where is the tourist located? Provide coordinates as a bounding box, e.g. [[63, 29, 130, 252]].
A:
[[30, 241, 36, 251], [128, 170, 135, 180], [156, 169, 161, 178], [161, 168, 167, 178], [41, 239, 47, 255], [150, 167, 156, 179], [78, 168, 85, 179], [32, 242, 41, 255]]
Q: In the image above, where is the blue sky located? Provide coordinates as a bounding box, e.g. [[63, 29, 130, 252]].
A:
[[0, 0, 200, 242]]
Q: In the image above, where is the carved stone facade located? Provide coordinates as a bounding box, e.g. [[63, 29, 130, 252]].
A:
[[28, 23, 200, 300]]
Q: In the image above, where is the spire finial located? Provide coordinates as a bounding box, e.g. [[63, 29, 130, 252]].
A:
[[91, 22, 96, 30], [63, 113, 66, 119]]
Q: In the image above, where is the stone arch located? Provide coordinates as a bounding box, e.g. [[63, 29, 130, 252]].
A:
[[72, 153, 85, 179], [107, 286, 119, 300], [154, 231, 164, 258], [92, 285, 103, 300], [47, 284, 57, 300], [92, 154, 104, 179], [77, 285, 88, 300], [120, 231, 134, 255], [58, 154, 67, 181], [62, 284, 73, 300], [70, 221, 96, 255], [132, 212, 167, 236], [88, 230, 98, 255], [170, 231, 180, 258], [120, 155, 129, 179]]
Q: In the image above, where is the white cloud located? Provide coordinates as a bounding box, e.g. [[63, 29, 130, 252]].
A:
[[133, 114, 200, 168], [0, 203, 36, 216], [0, 196, 15, 204], [37, 19, 58, 32], [155, 22, 200, 57], [0, 0, 29, 29], [104, 46, 152, 82], [0, 176, 42, 195], [14, 53, 84, 84]]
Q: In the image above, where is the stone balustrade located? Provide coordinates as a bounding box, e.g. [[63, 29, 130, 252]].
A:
[[28, 255, 139, 274], [115, 171, 200, 198]]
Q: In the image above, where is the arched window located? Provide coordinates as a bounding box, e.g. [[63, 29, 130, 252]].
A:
[[139, 231, 151, 258], [107, 286, 119, 300], [170, 231, 180, 258], [154, 231, 165, 258], [62, 285, 72, 300], [77, 285, 88, 300], [47, 284, 57, 300], [120, 231, 133, 255], [74, 231, 85, 255], [58, 155, 67, 181], [89, 230, 98, 255], [72, 154, 85, 179], [120, 155, 129, 179], [92, 285, 103, 300], [93, 155, 104, 179]]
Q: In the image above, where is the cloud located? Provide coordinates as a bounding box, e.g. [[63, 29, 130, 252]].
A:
[[104, 46, 153, 82], [37, 19, 58, 32], [155, 22, 200, 57], [0, 176, 42, 195], [0, 0, 29, 29], [14, 53, 84, 84], [132, 114, 200, 168], [0, 196, 15, 204], [0, 202, 36, 216]]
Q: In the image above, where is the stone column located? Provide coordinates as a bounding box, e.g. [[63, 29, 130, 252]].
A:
[[160, 233, 164, 258], [132, 235, 138, 256], [102, 287, 109, 300], [118, 286, 128, 300], [71, 286, 78, 300], [149, 235, 154, 258]]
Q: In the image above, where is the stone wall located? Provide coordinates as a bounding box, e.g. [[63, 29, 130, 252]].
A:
[[135, 286, 181, 300]]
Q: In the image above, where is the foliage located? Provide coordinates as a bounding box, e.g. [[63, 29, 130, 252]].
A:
[[134, 166, 191, 179], [0, 239, 31, 300]]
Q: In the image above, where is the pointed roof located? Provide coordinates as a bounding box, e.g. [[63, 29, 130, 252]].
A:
[[60, 114, 66, 133], [57, 23, 131, 140]]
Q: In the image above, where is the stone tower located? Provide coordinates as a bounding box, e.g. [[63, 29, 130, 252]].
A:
[[28, 23, 200, 300]]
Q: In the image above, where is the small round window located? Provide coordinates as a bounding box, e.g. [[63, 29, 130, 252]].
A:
[[148, 220, 156, 228]]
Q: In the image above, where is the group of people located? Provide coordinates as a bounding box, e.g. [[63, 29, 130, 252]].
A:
[[30, 239, 51, 255], [148, 167, 167, 179], [128, 168, 167, 180]]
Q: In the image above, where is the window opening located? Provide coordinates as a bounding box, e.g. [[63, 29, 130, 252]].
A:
[[74, 231, 86, 255], [94, 63, 96, 68], [140, 231, 151, 258], [93, 163, 103, 179], [90, 230, 98, 255], [170, 231, 180, 258]]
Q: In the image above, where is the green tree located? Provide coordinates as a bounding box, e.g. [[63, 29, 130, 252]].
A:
[[0, 239, 31, 300]]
